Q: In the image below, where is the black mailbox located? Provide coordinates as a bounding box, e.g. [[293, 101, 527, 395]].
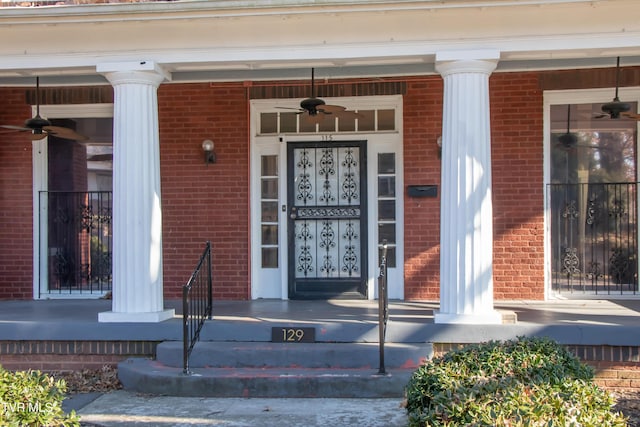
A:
[[407, 185, 438, 198]]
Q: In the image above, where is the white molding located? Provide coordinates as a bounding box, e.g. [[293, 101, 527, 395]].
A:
[[38, 104, 114, 119], [249, 95, 404, 300], [3, 0, 639, 80]]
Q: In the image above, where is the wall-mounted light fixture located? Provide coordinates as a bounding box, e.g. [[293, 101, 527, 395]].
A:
[[437, 136, 442, 159], [202, 139, 216, 165]]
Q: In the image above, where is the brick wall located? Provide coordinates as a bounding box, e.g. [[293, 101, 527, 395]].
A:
[[0, 340, 158, 371], [0, 88, 35, 299], [490, 72, 545, 300], [403, 77, 443, 300], [158, 82, 250, 300]]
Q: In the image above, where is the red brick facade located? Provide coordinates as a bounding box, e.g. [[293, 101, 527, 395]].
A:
[[158, 83, 250, 300], [403, 76, 444, 300], [0, 88, 34, 300], [490, 72, 545, 300], [0, 69, 611, 301]]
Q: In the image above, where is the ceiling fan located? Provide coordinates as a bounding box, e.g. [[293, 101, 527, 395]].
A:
[[277, 68, 361, 123], [595, 57, 640, 121], [557, 104, 602, 152], [0, 77, 88, 141], [557, 104, 579, 149]]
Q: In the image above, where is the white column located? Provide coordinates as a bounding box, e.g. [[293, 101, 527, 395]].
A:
[[434, 50, 502, 324], [97, 61, 174, 323]]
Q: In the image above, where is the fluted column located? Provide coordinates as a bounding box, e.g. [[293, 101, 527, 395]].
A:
[[434, 51, 502, 324], [97, 61, 174, 322]]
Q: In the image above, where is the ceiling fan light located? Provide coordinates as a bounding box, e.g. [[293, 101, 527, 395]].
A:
[[558, 133, 578, 148], [300, 97, 325, 114], [24, 116, 51, 130], [601, 100, 631, 119]]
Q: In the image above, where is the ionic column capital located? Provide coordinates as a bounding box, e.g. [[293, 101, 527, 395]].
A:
[[435, 50, 499, 77], [97, 60, 169, 87]]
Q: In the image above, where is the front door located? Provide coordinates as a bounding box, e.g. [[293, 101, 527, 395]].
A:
[[287, 141, 368, 299]]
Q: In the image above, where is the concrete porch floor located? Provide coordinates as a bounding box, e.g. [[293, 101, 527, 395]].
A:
[[0, 297, 638, 345]]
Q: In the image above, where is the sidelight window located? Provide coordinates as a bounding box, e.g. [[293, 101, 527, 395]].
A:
[[260, 155, 279, 268], [377, 153, 397, 268]]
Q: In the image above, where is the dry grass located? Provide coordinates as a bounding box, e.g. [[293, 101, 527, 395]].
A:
[[50, 365, 122, 394]]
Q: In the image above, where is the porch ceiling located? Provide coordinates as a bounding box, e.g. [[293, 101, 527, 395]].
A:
[[0, 0, 639, 85]]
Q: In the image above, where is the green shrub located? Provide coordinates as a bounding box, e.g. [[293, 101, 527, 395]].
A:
[[0, 365, 80, 426], [405, 336, 627, 426]]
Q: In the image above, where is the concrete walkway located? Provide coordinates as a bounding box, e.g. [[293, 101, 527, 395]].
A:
[[73, 390, 408, 427]]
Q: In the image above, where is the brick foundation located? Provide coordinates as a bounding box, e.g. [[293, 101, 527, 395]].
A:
[[0, 340, 158, 371]]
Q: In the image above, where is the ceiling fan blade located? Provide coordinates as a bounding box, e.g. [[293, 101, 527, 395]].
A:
[[0, 124, 31, 131], [87, 154, 113, 162], [316, 104, 346, 114], [301, 113, 323, 125], [621, 112, 640, 121], [29, 133, 47, 141], [0, 129, 22, 134], [275, 106, 304, 112], [44, 126, 89, 141], [579, 145, 603, 150]]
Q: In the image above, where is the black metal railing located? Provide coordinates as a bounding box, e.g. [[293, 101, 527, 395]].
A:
[[40, 191, 112, 296], [548, 183, 638, 295], [182, 241, 213, 375], [377, 240, 389, 375]]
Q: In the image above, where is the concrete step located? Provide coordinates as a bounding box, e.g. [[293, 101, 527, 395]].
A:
[[118, 358, 415, 398], [156, 341, 432, 369], [118, 341, 432, 398]]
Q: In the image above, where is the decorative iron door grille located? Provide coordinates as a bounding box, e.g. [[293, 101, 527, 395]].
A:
[[287, 141, 368, 299], [40, 191, 112, 296], [548, 183, 638, 295]]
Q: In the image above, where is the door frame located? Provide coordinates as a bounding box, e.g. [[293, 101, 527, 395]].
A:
[[543, 88, 640, 299], [250, 95, 405, 300], [286, 140, 368, 299], [32, 104, 114, 299]]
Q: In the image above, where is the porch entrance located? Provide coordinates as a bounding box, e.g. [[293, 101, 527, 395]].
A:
[[548, 101, 639, 295], [287, 141, 368, 299]]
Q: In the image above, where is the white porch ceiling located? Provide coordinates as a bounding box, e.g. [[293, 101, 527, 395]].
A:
[[0, 0, 639, 85]]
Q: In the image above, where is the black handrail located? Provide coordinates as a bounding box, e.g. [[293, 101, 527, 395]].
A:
[[377, 240, 389, 375], [182, 241, 213, 375]]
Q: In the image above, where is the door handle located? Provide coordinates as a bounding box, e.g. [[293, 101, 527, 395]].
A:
[[290, 207, 297, 219]]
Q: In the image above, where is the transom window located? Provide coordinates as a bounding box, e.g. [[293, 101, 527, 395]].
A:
[[259, 109, 395, 135]]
